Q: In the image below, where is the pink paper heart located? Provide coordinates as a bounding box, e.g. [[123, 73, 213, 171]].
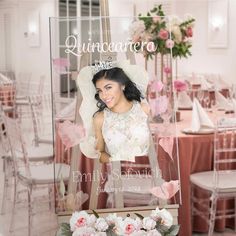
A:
[[159, 137, 174, 160], [156, 95, 168, 115], [53, 58, 70, 73], [75, 191, 89, 207], [149, 99, 157, 116], [150, 180, 180, 199], [58, 120, 85, 150], [155, 80, 164, 92]]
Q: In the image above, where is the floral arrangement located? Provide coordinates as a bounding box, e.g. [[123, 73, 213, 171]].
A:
[[173, 80, 188, 92], [130, 4, 195, 60], [56, 208, 180, 236]]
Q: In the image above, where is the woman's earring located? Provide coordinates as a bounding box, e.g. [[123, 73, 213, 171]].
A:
[[122, 87, 125, 91]]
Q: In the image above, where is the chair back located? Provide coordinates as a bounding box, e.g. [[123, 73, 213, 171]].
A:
[[16, 72, 32, 97], [28, 93, 53, 146], [0, 105, 10, 155], [213, 117, 236, 191], [3, 114, 31, 178]]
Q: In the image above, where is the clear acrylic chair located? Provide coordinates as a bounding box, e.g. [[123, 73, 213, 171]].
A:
[[3, 113, 70, 236], [0, 104, 13, 215], [15, 75, 46, 124], [0, 100, 54, 217], [28, 93, 54, 146], [190, 118, 236, 235], [15, 72, 32, 100]]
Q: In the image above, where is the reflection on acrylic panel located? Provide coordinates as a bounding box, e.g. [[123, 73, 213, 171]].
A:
[[49, 16, 181, 214]]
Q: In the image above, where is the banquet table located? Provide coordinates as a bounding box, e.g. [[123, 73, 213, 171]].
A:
[[55, 109, 235, 236]]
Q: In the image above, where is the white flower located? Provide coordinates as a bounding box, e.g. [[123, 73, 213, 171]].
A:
[[140, 32, 152, 42], [151, 208, 173, 229], [146, 230, 162, 236], [94, 218, 109, 232], [168, 15, 181, 26], [70, 211, 90, 231], [72, 226, 95, 236], [106, 213, 123, 226], [88, 214, 97, 227], [134, 217, 142, 230], [129, 20, 145, 37], [116, 217, 140, 235], [171, 25, 182, 44], [130, 230, 147, 236], [142, 217, 156, 231]]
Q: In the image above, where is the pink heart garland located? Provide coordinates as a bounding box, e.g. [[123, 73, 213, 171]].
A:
[[149, 80, 164, 92], [156, 95, 168, 115], [159, 137, 174, 160], [150, 180, 180, 199], [58, 120, 85, 150]]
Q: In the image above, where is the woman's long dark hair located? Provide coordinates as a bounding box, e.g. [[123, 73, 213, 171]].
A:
[[92, 67, 143, 112]]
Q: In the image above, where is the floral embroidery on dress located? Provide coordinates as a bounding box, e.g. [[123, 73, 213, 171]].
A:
[[102, 102, 150, 162]]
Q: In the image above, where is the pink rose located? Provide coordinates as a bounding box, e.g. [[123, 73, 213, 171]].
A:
[[186, 27, 193, 37], [165, 39, 174, 49], [174, 80, 188, 92], [70, 211, 90, 231], [125, 223, 135, 234], [76, 217, 86, 227], [146, 42, 157, 52], [142, 217, 156, 231], [158, 29, 169, 40], [163, 66, 171, 75], [117, 218, 139, 235]]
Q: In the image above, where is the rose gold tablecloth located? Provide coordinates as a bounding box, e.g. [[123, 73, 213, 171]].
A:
[[0, 84, 14, 105], [0, 84, 16, 117], [55, 110, 235, 236]]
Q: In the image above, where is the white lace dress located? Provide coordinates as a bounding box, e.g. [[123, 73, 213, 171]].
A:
[[102, 101, 150, 162]]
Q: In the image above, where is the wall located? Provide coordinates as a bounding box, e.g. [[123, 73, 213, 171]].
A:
[[0, 0, 57, 90], [175, 0, 236, 85]]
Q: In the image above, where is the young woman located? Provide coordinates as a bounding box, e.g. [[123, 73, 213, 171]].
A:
[[92, 67, 150, 163]]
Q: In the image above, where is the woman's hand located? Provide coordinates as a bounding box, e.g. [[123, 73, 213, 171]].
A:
[[99, 151, 111, 163]]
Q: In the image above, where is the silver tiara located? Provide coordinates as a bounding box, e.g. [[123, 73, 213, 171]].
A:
[[93, 60, 114, 74]]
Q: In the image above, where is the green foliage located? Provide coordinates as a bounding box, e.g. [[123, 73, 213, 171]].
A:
[[92, 209, 99, 218], [56, 223, 72, 236], [130, 4, 195, 60], [134, 212, 144, 219]]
